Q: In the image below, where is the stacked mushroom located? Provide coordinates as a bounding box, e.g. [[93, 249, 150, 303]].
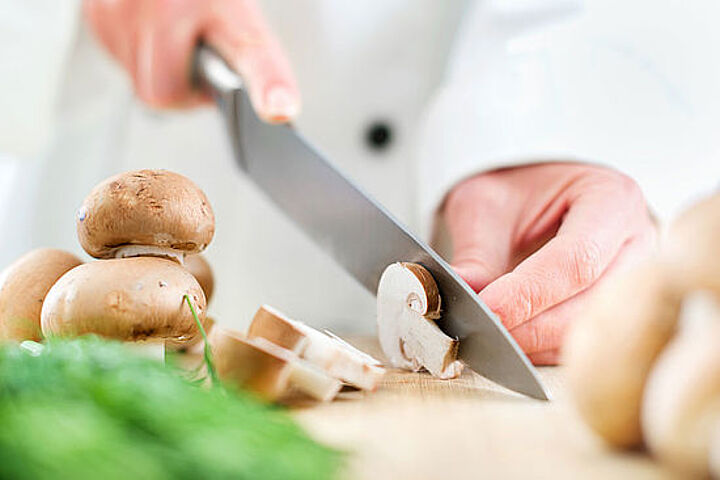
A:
[[209, 305, 385, 403], [564, 192, 720, 477]]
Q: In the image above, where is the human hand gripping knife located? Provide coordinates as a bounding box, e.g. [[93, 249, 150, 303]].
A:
[[193, 46, 548, 400]]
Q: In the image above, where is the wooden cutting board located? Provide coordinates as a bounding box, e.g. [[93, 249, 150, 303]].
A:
[[291, 337, 678, 480]]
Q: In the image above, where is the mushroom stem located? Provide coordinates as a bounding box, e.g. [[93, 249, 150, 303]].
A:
[[288, 362, 343, 402], [113, 245, 185, 264], [126, 340, 166, 362]]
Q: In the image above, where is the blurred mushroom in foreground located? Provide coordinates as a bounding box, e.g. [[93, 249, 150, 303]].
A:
[[642, 294, 720, 477], [564, 263, 681, 448]]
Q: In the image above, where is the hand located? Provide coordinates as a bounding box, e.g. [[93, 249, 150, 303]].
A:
[[84, 0, 300, 121], [443, 163, 657, 365]]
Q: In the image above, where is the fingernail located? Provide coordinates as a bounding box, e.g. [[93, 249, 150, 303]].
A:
[[263, 87, 299, 122]]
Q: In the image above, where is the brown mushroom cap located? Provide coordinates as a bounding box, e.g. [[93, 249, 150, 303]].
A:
[[184, 254, 214, 303], [563, 262, 681, 448], [0, 248, 82, 342], [41, 257, 205, 343], [76, 169, 215, 260]]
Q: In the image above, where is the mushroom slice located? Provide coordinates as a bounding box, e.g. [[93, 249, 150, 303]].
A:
[[563, 262, 681, 448], [41, 257, 205, 355], [0, 248, 82, 342], [248, 305, 385, 391], [376, 262, 463, 379], [642, 295, 720, 477], [210, 327, 342, 402], [76, 169, 215, 262]]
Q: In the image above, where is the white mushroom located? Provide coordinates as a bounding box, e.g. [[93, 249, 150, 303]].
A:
[[0, 248, 82, 342], [247, 304, 385, 391], [376, 262, 463, 379], [41, 257, 205, 358], [76, 169, 215, 263], [563, 262, 682, 448], [642, 294, 720, 477], [210, 327, 342, 402]]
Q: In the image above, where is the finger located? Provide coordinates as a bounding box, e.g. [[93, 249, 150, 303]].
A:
[[480, 175, 649, 330], [528, 350, 559, 365], [83, 0, 138, 70], [444, 177, 516, 292], [204, 0, 300, 123], [135, 0, 207, 107], [509, 228, 656, 362]]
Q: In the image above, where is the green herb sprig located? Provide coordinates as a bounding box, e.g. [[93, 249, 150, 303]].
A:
[[183, 294, 218, 386]]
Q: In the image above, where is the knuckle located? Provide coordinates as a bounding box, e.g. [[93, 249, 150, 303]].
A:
[[568, 235, 604, 287], [499, 277, 539, 326]]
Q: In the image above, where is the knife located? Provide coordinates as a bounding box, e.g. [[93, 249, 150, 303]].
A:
[[194, 46, 548, 400]]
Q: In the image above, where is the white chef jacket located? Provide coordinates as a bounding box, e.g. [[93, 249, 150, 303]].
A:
[[1, 0, 719, 334]]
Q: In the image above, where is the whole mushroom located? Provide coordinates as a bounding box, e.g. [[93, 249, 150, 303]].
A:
[[563, 262, 682, 448], [184, 254, 214, 303], [41, 257, 205, 356], [76, 169, 214, 263], [0, 248, 82, 342]]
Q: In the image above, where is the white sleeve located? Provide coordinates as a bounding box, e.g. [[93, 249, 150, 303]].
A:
[[416, 0, 718, 238]]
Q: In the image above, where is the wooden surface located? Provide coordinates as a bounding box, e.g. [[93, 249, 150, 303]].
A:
[[292, 337, 678, 480]]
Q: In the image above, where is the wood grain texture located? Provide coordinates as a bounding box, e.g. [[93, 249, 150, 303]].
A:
[[292, 337, 678, 480]]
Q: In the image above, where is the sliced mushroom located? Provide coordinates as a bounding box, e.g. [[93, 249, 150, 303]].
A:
[[563, 262, 682, 448], [41, 257, 205, 354], [210, 327, 342, 402], [76, 169, 215, 263], [642, 294, 720, 477], [376, 262, 463, 379], [0, 248, 82, 342], [184, 254, 214, 303], [248, 304, 385, 391]]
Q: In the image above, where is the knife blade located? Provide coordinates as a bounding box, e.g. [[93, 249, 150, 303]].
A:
[[195, 46, 548, 400]]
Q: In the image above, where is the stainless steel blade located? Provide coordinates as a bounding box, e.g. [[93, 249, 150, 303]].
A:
[[196, 47, 548, 400]]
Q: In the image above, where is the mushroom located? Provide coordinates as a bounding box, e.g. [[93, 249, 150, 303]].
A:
[[563, 262, 682, 448], [642, 294, 720, 477], [664, 193, 720, 294], [76, 169, 215, 263], [247, 304, 385, 391], [41, 257, 205, 357], [210, 327, 342, 402], [0, 248, 82, 342], [184, 254, 214, 303], [376, 262, 463, 379]]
